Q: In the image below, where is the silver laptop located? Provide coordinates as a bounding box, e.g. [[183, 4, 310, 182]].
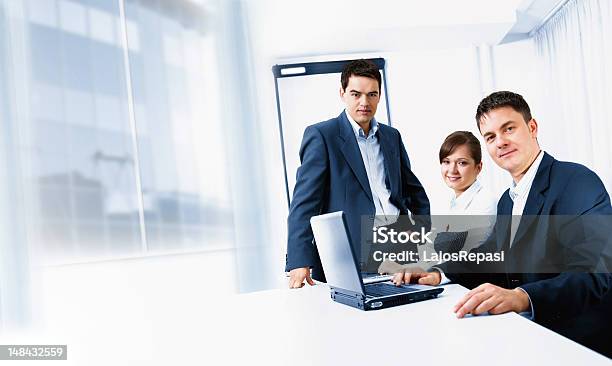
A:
[[311, 211, 443, 310]]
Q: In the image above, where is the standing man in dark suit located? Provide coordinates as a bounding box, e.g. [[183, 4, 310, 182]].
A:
[[286, 59, 430, 288], [390, 91, 612, 356]]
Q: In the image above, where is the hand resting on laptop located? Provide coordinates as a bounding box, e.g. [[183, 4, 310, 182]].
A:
[[377, 260, 441, 286]]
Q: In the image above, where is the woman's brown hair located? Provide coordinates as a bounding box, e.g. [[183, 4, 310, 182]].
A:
[[439, 131, 482, 164]]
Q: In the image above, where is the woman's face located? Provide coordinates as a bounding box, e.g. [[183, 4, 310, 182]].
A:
[[441, 144, 482, 194]]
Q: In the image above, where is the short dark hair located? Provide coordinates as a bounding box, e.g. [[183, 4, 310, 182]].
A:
[[439, 131, 482, 164], [341, 59, 382, 92], [475, 91, 532, 131]]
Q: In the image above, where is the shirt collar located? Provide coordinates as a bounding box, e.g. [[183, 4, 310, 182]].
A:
[[509, 150, 544, 202], [345, 110, 378, 138], [450, 178, 482, 211]]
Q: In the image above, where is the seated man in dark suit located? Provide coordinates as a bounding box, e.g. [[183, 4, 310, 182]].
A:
[[389, 91, 612, 356], [286, 59, 430, 288]]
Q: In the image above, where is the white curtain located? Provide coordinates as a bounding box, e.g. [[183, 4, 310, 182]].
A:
[[534, 0, 612, 193]]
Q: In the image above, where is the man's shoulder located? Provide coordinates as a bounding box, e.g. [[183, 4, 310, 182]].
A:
[[306, 115, 343, 135], [546, 157, 611, 214], [378, 122, 399, 135], [550, 158, 601, 183]]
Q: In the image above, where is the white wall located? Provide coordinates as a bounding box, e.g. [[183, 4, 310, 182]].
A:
[[382, 47, 484, 213]]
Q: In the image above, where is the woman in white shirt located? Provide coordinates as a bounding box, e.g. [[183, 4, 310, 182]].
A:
[[434, 131, 497, 253], [440, 131, 496, 214], [380, 131, 498, 273]]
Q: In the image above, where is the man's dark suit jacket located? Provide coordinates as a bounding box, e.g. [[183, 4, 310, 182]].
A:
[[439, 152, 612, 356], [285, 111, 430, 281]]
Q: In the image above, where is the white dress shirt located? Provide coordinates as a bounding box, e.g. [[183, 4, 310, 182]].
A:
[[444, 178, 498, 251], [509, 150, 545, 245], [429, 178, 497, 275], [506, 150, 544, 318], [448, 178, 494, 214], [346, 111, 399, 226]]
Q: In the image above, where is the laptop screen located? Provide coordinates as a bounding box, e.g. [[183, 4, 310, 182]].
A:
[[310, 212, 365, 294]]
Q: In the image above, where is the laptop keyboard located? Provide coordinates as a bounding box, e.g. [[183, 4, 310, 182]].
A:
[[365, 283, 419, 297]]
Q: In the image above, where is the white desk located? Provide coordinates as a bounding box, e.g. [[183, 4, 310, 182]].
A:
[[6, 281, 609, 365], [192, 283, 610, 366]]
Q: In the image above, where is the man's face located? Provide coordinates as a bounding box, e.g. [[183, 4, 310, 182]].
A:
[[340, 75, 380, 125], [479, 106, 540, 179]]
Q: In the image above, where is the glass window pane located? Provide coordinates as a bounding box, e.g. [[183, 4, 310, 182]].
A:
[[125, 0, 235, 252], [21, 0, 144, 261]]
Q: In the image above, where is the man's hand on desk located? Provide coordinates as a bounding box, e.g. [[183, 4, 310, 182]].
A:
[[453, 283, 530, 318], [288, 267, 315, 289]]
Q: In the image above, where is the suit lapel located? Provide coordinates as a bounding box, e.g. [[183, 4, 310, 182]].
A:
[[510, 153, 553, 248], [376, 125, 398, 195], [337, 112, 373, 201], [496, 192, 513, 251]]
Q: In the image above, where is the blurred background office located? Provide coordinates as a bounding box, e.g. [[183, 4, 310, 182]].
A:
[[0, 0, 610, 339]]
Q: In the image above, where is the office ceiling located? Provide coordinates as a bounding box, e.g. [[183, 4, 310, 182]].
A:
[[245, 0, 566, 57]]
